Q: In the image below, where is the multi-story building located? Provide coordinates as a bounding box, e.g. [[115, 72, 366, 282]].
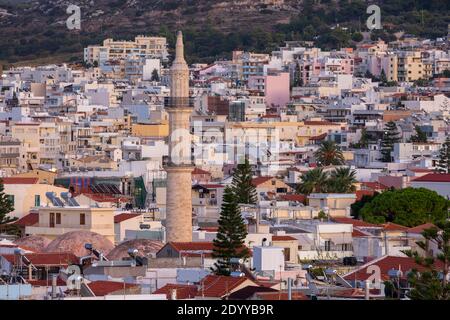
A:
[[397, 51, 426, 82], [84, 36, 168, 65]]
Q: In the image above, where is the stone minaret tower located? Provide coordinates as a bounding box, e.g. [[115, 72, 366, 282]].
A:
[[164, 31, 193, 242]]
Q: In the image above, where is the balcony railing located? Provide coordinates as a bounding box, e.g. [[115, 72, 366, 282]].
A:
[[164, 97, 194, 108]]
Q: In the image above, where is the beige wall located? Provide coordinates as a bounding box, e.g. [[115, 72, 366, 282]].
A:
[[4, 184, 68, 219], [26, 207, 115, 242]]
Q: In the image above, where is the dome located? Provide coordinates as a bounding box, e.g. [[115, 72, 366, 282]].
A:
[[14, 235, 51, 252], [44, 231, 114, 257], [107, 239, 164, 261]]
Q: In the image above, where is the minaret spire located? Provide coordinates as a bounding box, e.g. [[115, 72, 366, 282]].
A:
[[174, 31, 186, 64]]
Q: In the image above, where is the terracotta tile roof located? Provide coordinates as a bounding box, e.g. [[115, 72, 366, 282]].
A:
[[12, 212, 39, 227], [272, 235, 297, 241], [332, 217, 380, 228], [326, 288, 381, 298], [197, 227, 219, 232], [344, 256, 445, 282], [114, 213, 141, 224], [192, 167, 211, 175], [413, 173, 450, 182], [407, 167, 433, 173], [199, 275, 256, 298], [1, 177, 39, 184], [355, 190, 375, 201], [154, 284, 198, 299], [251, 176, 273, 187], [352, 229, 372, 237], [28, 278, 66, 287], [381, 222, 409, 231], [254, 291, 309, 300], [304, 121, 335, 126], [406, 223, 439, 234], [360, 181, 389, 191], [228, 286, 278, 300], [86, 281, 139, 296], [1, 252, 78, 266], [278, 194, 306, 202]]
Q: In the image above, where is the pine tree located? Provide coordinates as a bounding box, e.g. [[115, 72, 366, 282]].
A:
[[212, 186, 250, 276], [380, 121, 401, 162], [380, 69, 387, 85], [231, 157, 257, 205], [410, 126, 427, 143], [151, 69, 160, 82], [0, 179, 16, 234], [436, 137, 450, 174]]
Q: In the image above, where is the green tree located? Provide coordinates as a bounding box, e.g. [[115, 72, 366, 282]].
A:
[[359, 127, 369, 148], [151, 68, 160, 82], [327, 167, 357, 193], [360, 188, 448, 227], [404, 222, 450, 300], [410, 126, 428, 143], [297, 168, 329, 195], [314, 141, 345, 166], [231, 157, 257, 205], [351, 192, 379, 219], [212, 186, 250, 276], [0, 179, 16, 234], [380, 121, 401, 162], [351, 32, 363, 42], [380, 69, 387, 85], [436, 137, 450, 174]]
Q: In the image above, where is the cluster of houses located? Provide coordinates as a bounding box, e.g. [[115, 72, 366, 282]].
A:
[[1, 30, 450, 300]]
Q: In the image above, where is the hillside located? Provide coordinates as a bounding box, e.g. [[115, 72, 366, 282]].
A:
[[0, 0, 449, 66]]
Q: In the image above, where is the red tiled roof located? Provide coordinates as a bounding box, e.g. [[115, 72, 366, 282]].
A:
[[344, 256, 445, 281], [1, 252, 78, 266], [413, 173, 450, 182], [28, 278, 66, 287], [86, 281, 138, 296], [381, 222, 409, 231], [278, 194, 306, 202], [199, 275, 257, 298], [406, 223, 439, 234], [355, 190, 375, 201], [251, 176, 273, 187], [12, 212, 39, 227], [352, 229, 372, 237], [192, 167, 211, 175], [114, 213, 141, 224], [272, 235, 297, 241], [197, 227, 219, 232], [332, 217, 380, 228], [254, 291, 309, 300], [154, 284, 198, 299], [304, 121, 335, 126], [228, 286, 278, 300], [1, 177, 39, 184]]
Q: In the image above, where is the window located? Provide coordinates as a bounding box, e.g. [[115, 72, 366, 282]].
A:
[[80, 213, 86, 225], [56, 212, 61, 225], [49, 213, 55, 228], [324, 240, 331, 251], [7, 195, 14, 205], [34, 195, 41, 207], [283, 248, 291, 261]]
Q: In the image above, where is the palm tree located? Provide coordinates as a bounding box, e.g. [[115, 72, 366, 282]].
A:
[[328, 167, 357, 193], [297, 168, 329, 195], [314, 141, 345, 166]]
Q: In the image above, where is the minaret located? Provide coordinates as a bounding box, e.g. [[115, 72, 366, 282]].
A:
[[164, 31, 193, 243]]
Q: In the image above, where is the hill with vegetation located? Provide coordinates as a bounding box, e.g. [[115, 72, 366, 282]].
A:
[[0, 0, 449, 66]]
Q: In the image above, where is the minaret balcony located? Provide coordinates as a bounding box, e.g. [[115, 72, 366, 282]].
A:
[[164, 97, 194, 108]]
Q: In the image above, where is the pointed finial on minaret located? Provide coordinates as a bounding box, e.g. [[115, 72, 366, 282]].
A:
[[175, 31, 186, 63]]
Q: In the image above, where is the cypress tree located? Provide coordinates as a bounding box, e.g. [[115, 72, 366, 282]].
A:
[[0, 179, 16, 234], [380, 121, 401, 162], [436, 137, 450, 174], [211, 186, 250, 276], [410, 126, 427, 143], [231, 157, 257, 205]]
